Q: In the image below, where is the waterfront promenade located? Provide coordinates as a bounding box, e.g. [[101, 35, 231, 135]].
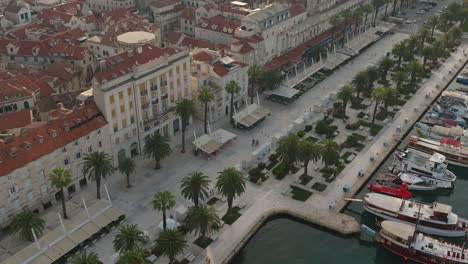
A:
[[79, 33, 468, 264]]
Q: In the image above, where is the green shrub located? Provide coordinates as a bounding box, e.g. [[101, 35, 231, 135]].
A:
[[320, 167, 335, 177], [222, 208, 241, 225], [257, 162, 266, 170], [306, 136, 319, 143], [297, 130, 305, 138], [312, 182, 327, 192], [290, 186, 313, 201], [266, 159, 279, 170], [304, 125, 313, 132], [357, 112, 367, 118], [272, 162, 289, 179], [299, 175, 313, 185], [370, 124, 383, 136]]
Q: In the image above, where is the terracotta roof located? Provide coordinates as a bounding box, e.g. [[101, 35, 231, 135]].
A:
[[192, 51, 213, 61], [100, 17, 158, 46], [166, 31, 182, 44], [179, 35, 225, 50], [239, 42, 254, 53], [4, 23, 44, 40], [0, 103, 108, 176], [0, 39, 50, 56], [52, 1, 86, 16], [151, 0, 181, 8], [37, 9, 74, 26], [289, 3, 305, 17], [180, 7, 195, 20], [0, 109, 32, 132], [5, 0, 26, 13], [195, 15, 240, 35], [212, 61, 246, 77], [95, 44, 180, 84]]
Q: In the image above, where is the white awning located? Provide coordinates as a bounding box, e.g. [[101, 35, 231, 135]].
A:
[[233, 104, 270, 128], [270, 87, 299, 99], [77, 88, 93, 101]]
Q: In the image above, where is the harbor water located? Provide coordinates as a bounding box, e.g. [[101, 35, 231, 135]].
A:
[[231, 70, 468, 264]]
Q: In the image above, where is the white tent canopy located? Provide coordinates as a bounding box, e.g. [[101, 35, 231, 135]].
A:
[[233, 104, 270, 128], [270, 87, 299, 99], [192, 129, 236, 154]]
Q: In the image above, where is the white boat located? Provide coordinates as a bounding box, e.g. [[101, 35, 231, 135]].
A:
[[391, 149, 456, 189], [375, 173, 437, 191], [415, 122, 468, 141], [406, 136, 468, 167], [456, 70, 468, 85], [379, 221, 468, 264], [363, 193, 468, 237]]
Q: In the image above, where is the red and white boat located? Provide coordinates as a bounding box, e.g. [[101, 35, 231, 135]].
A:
[[407, 136, 468, 167], [363, 193, 468, 237], [379, 220, 468, 264], [369, 182, 413, 198]]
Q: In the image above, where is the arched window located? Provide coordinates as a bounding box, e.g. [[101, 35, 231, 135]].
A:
[[24, 101, 30, 109]]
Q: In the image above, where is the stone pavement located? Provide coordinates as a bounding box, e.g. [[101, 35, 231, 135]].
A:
[[65, 31, 415, 264]]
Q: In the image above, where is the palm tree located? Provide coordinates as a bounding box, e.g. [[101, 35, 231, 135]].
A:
[[371, 87, 387, 124], [365, 66, 379, 92], [298, 140, 322, 176], [341, 8, 353, 47], [49, 167, 72, 219], [406, 59, 423, 83], [353, 8, 364, 35], [418, 28, 430, 49], [198, 86, 214, 134], [392, 71, 407, 92], [71, 251, 103, 264], [372, 0, 385, 26], [260, 70, 282, 91], [427, 15, 439, 39], [382, 87, 397, 113], [421, 46, 433, 69], [152, 190, 176, 230], [378, 56, 394, 81], [320, 139, 340, 169], [144, 133, 172, 169], [10, 210, 45, 241], [216, 167, 246, 214], [225, 80, 241, 126], [337, 85, 354, 116], [185, 205, 221, 239], [118, 156, 135, 188], [155, 229, 187, 264], [113, 224, 147, 254], [180, 171, 211, 207], [277, 134, 300, 173], [82, 151, 114, 200], [391, 0, 398, 15], [248, 64, 261, 104], [117, 250, 151, 264], [352, 71, 368, 100], [175, 98, 196, 153], [392, 42, 406, 70], [362, 4, 373, 29], [329, 15, 342, 51]]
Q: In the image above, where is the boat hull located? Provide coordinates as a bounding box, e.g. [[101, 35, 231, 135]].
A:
[[380, 237, 464, 264], [363, 205, 467, 237], [406, 146, 468, 168]]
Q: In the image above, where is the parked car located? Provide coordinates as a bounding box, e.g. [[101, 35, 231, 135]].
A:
[[416, 10, 426, 14]]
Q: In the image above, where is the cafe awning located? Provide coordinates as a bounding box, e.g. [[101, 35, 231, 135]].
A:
[[270, 87, 299, 99], [233, 104, 270, 128]]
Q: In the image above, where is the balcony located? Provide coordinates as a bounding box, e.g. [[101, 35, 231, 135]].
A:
[[143, 106, 175, 125], [161, 93, 168, 100], [142, 103, 149, 109], [140, 90, 148, 96], [160, 80, 168, 86], [152, 98, 159, 104], [150, 84, 158, 91]]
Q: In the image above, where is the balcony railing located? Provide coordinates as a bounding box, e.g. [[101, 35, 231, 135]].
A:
[[160, 80, 168, 86], [143, 106, 175, 125], [150, 84, 158, 91], [140, 90, 148, 96]]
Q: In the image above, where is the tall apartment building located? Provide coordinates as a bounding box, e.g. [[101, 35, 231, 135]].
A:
[[0, 103, 111, 227], [93, 44, 191, 161], [191, 49, 248, 123]]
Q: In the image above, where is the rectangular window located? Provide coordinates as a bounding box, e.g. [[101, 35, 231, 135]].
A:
[[129, 101, 134, 109], [183, 63, 187, 71], [87, 146, 92, 152], [8, 186, 17, 196], [120, 105, 125, 113], [119, 91, 124, 99], [112, 109, 116, 118], [127, 87, 132, 95], [122, 119, 127, 128], [62, 147, 66, 152], [98, 141, 102, 147], [64, 159, 69, 165], [176, 66, 180, 73], [109, 95, 115, 104], [74, 141, 79, 146], [115, 137, 120, 144], [86, 135, 90, 140], [76, 152, 81, 159], [98, 129, 101, 135]]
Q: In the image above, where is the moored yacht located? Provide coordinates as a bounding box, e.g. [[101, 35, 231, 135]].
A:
[[363, 193, 468, 237], [379, 221, 468, 264], [415, 122, 468, 141], [375, 173, 437, 191], [406, 136, 468, 167], [391, 149, 456, 189]]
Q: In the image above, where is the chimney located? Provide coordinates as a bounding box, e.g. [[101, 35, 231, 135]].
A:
[[99, 60, 107, 71], [22, 141, 31, 150], [35, 135, 44, 143], [137, 46, 143, 54], [8, 147, 17, 157], [128, 50, 134, 57]]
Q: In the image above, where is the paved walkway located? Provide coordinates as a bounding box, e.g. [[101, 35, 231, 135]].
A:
[[82, 31, 410, 264]]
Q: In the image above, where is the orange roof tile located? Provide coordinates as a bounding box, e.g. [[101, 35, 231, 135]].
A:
[[0, 110, 32, 131], [192, 51, 213, 61], [0, 103, 108, 176]]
